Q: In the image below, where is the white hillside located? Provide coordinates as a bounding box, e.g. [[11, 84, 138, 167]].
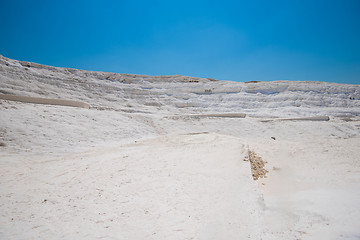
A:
[[1, 56, 360, 240], [1, 55, 359, 118]]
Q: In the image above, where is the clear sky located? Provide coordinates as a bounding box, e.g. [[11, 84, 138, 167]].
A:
[[1, 0, 359, 84]]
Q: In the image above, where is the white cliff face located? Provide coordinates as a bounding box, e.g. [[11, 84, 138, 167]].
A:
[[1, 55, 359, 118], [1, 56, 360, 240]]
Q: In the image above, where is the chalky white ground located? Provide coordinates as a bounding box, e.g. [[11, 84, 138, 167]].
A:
[[0, 56, 360, 239]]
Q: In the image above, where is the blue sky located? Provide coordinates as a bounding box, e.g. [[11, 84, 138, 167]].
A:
[[1, 0, 359, 84]]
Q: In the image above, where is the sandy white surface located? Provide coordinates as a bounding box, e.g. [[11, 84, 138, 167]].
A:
[[1, 56, 360, 239]]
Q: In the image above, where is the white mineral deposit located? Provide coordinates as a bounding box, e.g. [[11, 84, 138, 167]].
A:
[[1, 55, 360, 239]]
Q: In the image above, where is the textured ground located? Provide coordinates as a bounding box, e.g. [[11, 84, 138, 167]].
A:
[[1, 56, 360, 239]]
